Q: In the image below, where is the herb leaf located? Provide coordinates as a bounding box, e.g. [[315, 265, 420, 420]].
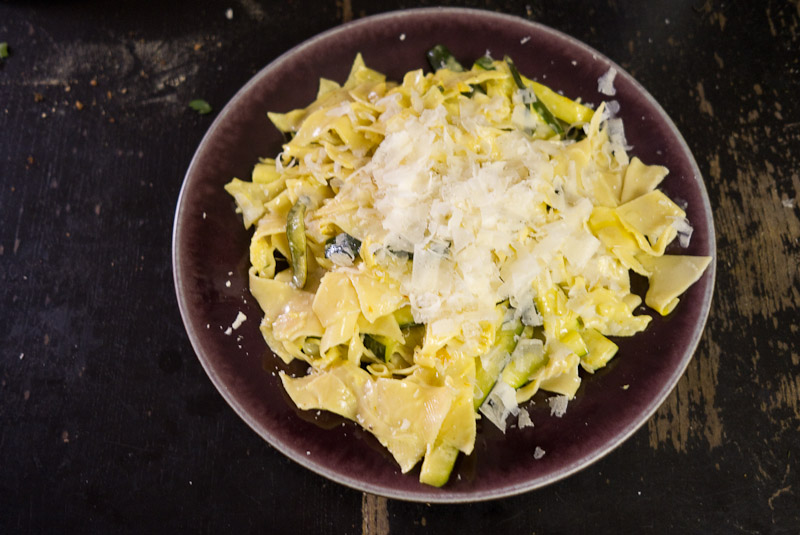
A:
[[474, 56, 495, 70], [0, 42, 9, 60], [189, 99, 212, 115]]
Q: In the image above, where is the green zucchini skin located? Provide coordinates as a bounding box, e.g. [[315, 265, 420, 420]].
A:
[[426, 44, 465, 72], [286, 200, 308, 288], [504, 55, 565, 137], [474, 315, 523, 410]]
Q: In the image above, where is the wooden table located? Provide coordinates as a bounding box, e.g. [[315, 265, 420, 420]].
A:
[[1, 1, 798, 532]]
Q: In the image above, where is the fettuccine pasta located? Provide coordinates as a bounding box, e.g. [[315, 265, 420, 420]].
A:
[[225, 49, 711, 486]]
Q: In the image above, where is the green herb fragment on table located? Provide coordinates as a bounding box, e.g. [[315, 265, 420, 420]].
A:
[[0, 42, 10, 60], [189, 99, 212, 115]]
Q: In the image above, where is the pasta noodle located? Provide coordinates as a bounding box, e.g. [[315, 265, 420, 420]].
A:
[[225, 51, 711, 486]]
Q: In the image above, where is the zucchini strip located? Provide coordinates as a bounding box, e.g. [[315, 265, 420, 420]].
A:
[[473, 56, 495, 70], [426, 44, 465, 72], [504, 55, 565, 137], [286, 199, 308, 288], [427, 45, 486, 96]]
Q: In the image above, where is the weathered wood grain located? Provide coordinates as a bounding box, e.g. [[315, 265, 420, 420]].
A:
[[362, 494, 390, 535]]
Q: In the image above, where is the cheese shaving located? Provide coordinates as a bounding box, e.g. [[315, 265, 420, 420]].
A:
[[480, 380, 519, 433], [518, 408, 535, 429], [597, 67, 618, 96], [547, 395, 569, 417]]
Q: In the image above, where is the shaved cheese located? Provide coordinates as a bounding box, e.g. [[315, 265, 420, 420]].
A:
[[231, 311, 247, 330], [597, 67, 618, 96], [670, 215, 694, 248], [518, 408, 535, 429], [479, 380, 519, 433], [547, 394, 569, 417]]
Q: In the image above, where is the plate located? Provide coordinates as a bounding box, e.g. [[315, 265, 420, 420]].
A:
[[173, 7, 715, 502]]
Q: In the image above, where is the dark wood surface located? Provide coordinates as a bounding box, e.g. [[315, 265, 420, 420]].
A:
[[1, 1, 798, 533]]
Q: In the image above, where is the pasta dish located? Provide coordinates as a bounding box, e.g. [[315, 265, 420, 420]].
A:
[[225, 47, 711, 486]]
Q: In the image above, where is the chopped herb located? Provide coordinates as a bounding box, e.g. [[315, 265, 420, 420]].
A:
[[189, 99, 212, 115], [474, 56, 495, 70], [0, 42, 9, 60], [426, 44, 464, 72]]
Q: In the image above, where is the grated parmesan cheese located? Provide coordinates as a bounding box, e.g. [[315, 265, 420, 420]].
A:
[[518, 409, 535, 429], [597, 67, 618, 96], [356, 99, 616, 333], [479, 380, 519, 433], [670, 216, 694, 248], [547, 395, 569, 417], [225, 311, 247, 336]]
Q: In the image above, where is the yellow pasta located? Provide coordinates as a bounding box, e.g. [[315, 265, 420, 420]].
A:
[[226, 51, 711, 486]]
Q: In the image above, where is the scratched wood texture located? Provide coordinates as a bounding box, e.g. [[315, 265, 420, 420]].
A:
[[1, 1, 798, 533]]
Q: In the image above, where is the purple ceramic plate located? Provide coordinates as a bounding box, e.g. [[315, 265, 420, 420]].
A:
[[173, 7, 716, 502]]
